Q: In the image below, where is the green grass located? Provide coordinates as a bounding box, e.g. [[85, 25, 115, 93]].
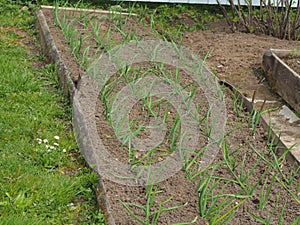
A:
[[0, 2, 105, 224]]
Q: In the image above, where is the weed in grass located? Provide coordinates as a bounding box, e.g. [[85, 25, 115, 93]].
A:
[[33, 135, 68, 169]]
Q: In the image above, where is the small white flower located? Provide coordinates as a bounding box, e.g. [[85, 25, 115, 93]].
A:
[[46, 145, 49, 149], [46, 149, 51, 153], [50, 146, 55, 150], [54, 142, 59, 146], [43, 139, 48, 143], [36, 138, 42, 144], [62, 149, 67, 153], [54, 136, 60, 140]]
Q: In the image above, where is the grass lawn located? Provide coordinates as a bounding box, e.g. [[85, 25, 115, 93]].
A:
[[0, 1, 105, 224]]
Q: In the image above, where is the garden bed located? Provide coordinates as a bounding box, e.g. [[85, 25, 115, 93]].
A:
[[282, 54, 300, 75], [37, 5, 300, 225], [262, 49, 300, 113]]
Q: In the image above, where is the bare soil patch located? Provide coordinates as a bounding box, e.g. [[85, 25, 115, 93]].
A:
[[282, 55, 300, 75], [41, 7, 300, 225]]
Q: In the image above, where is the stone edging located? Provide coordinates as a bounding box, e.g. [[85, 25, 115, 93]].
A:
[[35, 8, 116, 225], [36, 9, 75, 100]]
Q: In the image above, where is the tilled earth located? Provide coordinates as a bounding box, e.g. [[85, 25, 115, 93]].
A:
[[41, 8, 300, 224]]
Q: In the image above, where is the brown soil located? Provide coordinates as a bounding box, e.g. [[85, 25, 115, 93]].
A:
[[281, 55, 300, 75], [41, 8, 300, 225]]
